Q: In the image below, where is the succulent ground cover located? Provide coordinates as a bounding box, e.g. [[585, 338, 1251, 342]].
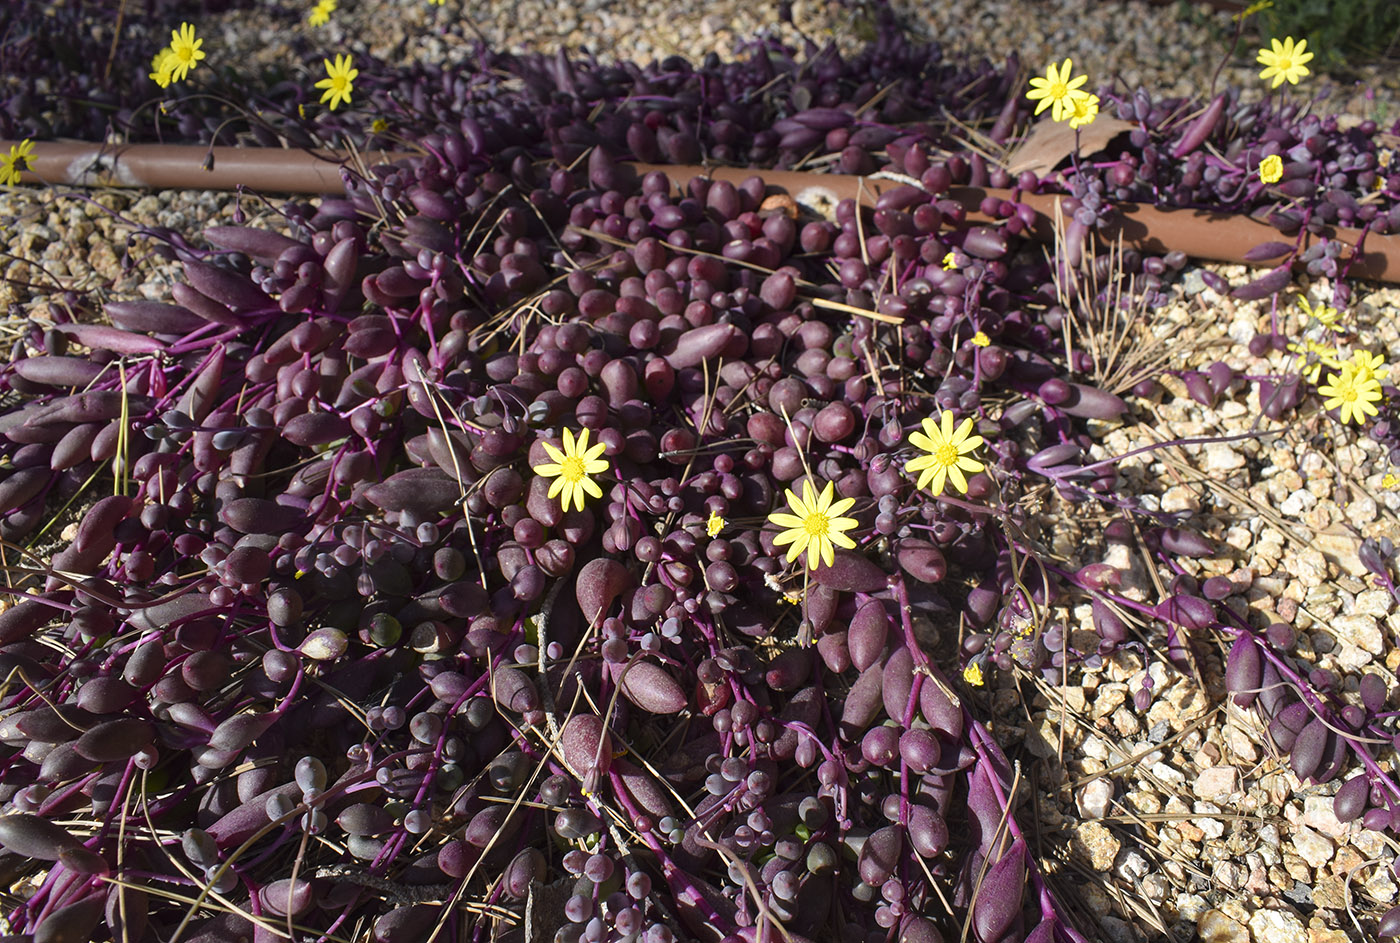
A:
[[3, 1, 1400, 942]]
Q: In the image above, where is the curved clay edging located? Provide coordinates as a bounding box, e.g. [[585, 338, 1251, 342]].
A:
[[9, 140, 361, 194], [5, 140, 1395, 283], [638, 163, 1394, 283]]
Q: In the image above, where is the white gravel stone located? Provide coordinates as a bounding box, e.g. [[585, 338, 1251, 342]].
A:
[[1290, 825, 1334, 869], [1301, 796, 1349, 841], [1149, 762, 1186, 787], [1246, 908, 1306, 943], [1195, 816, 1225, 840], [1212, 860, 1248, 891], [1356, 589, 1393, 617], [1279, 488, 1316, 516], [1198, 910, 1245, 943], [1332, 613, 1383, 655], [1114, 848, 1150, 882], [1193, 765, 1239, 800], [1077, 778, 1114, 820], [1256, 825, 1283, 866], [1203, 443, 1247, 473]]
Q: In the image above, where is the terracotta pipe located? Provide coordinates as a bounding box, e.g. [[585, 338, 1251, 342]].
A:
[[632, 163, 1396, 283], [5, 140, 1394, 282], [6, 140, 390, 193]]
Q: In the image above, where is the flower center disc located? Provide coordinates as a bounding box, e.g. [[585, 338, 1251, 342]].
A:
[[804, 512, 829, 537], [561, 456, 586, 482], [935, 443, 960, 467]]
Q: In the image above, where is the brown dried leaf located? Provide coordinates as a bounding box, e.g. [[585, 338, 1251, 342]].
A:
[[1005, 116, 1137, 176]]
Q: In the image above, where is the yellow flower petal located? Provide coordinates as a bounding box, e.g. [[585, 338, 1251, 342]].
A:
[[948, 465, 968, 494], [830, 531, 857, 550], [929, 466, 948, 497]]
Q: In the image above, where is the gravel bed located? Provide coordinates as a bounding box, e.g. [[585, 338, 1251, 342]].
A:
[[4, 2, 1400, 941]]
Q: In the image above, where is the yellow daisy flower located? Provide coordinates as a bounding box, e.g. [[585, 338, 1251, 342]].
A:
[[970, 331, 991, 348], [1287, 339, 1341, 385], [532, 427, 610, 513], [905, 411, 986, 497], [1318, 363, 1383, 426], [1026, 58, 1092, 123], [941, 252, 957, 271], [1297, 295, 1339, 330], [706, 510, 726, 537], [0, 139, 35, 186], [308, 0, 337, 26], [1067, 93, 1099, 130], [963, 662, 985, 687], [315, 53, 358, 111], [165, 23, 205, 85], [149, 47, 176, 87], [1258, 155, 1283, 184], [1256, 36, 1314, 89], [768, 478, 859, 571], [1347, 349, 1388, 383]]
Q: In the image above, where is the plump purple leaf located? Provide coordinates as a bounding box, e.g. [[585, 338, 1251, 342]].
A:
[[362, 467, 462, 514], [856, 825, 902, 886], [848, 600, 890, 672], [75, 718, 154, 761], [1242, 241, 1296, 262], [203, 226, 304, 263], [558, 714, 612, 782], [1333, 775, 1370, 823], [613, 658, 688, 714], [54, 322, 166, 355], [183, 259, 271, 310], [208, 713, 278, 751], [611, 757, 675, 823], [1171, 92, 1225, 158], [839, 661, 887, 739], [896, 539, 946, 583], [1230, 264, 1292, 301], [1379, 903, 1400, 938], [811, 550, 887, 593], [1157, 594, 1216, 630], [0, 813, 84, 859], [11, 356, 106, 388], [576, 558, 633, 624], [881, 645, 916, 725], [34, 892, 105, 943], [664, 323, 739, 369], [972, 838, 1026, 943], [1289, 717, 1328, 781], [1226, 635, 1263, 707], [104, 300, 206, 334]]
